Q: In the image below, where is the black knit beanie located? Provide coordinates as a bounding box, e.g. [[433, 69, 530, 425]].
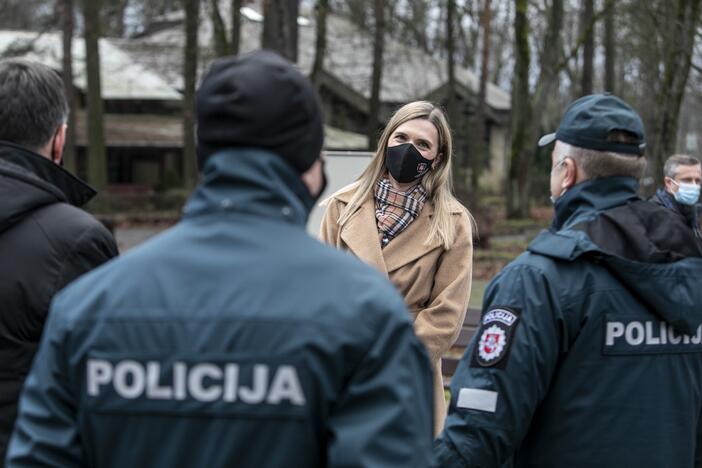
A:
[[196, 50, 324, 173]]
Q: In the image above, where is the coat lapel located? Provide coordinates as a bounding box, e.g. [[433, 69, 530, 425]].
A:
[[340, 194, 389, 275], [383, 202, 442, 272]]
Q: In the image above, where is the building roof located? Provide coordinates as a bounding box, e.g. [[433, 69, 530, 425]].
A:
[[0, 5, 511, 112], [120, 2, 510, 111], [0, 31, 181, 100]]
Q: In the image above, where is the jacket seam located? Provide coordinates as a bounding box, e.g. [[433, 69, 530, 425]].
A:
[[27, 209, 63, 314], [50, 223, 105, 297], [58, 314, 385, 341]]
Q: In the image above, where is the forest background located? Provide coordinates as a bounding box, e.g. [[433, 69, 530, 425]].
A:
[[2, 0, 701, 296]]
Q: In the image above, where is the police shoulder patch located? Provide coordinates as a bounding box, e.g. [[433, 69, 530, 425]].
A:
[[471, 306, 521, 369]]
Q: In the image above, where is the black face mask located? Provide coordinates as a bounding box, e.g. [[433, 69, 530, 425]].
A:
[[385, 143, 433, 183]]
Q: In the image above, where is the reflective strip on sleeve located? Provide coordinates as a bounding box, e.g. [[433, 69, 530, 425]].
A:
[[456, 388, 498, 413]]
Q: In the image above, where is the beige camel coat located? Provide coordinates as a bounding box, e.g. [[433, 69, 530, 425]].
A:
[[319, 187, 473, 434]]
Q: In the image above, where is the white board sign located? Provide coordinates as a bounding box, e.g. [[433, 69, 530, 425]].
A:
[[307, 150, 374, 236]]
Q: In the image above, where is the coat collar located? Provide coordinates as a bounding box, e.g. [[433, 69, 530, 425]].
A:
[[339, 191, 388, 273], [335, 184, 460, 274], [532, 176, 645, 260], [0, 140, 96, 207], [654, 187, 700, 233], [183, 149, 313, 227], [0, 141, 96, 235], [551, 176, 640, 230]]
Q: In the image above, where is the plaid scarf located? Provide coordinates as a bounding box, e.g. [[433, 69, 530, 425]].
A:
[[374, 178, 427, 248]]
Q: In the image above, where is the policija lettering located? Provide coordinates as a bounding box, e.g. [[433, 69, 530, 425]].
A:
[[87, 359, 306, 405], [605, 320, 702, 346]]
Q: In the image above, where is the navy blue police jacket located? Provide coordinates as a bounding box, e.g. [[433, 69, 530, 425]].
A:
[[6, 150, 434, 468], [435, 176, 702, 468]]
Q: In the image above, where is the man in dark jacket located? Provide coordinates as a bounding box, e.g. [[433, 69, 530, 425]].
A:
[[7, 50, 434, 467], [434, 94, 702, 467], [0, 59, 118, 463], [650, 153, 701, 238]]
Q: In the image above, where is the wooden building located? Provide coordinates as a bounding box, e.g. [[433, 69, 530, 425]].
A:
[[0, 1, 511, 191]]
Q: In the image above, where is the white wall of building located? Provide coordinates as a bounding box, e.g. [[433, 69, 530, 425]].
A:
[[307, 151, 374, 236]]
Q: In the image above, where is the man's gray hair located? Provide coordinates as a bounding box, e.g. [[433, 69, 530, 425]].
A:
[[0, 59, 69, 152], [664, 154, 701, 179], [554, 142, 648, 181]]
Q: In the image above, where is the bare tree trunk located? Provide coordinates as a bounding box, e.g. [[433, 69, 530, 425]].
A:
[[262, 1, 283, 56], [310, 0, 329, 89], [446, 0, 457, 133], [105, 0, 128, 37], [83, 0, 107, 190], [506, 0, 564, 218], [580, 0, 594, 96], [454, 4, 469, 68], [603, 1, 616, 92], [466, 2, 480, 70], [490, 0, 511, 84], [367, 0, 385, 149], [183, 0, 200, 188], [506, 0, 531, 218], [447, 0, 456, 99], [347, 0, 369, 29], [649, 0, 702, 184], [286, 0, 299, 62], [471, 0, 491, 193], [61, 0, 77, 174], [262, 0, 299, 62], [409, 0, 429, 52], [211, 0, 230, 57], [446, 0, 460, 150], [557, 0, 614, 73], [447, 0, 473, 187], [231, 0, 242, 54], [533, 0, 564, 131]]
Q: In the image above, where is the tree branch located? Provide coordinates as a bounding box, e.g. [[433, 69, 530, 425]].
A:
[[555, 0, 615, 72]]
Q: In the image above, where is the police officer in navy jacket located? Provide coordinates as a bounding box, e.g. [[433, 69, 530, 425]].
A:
[[7, 50, 434, 468], [434, 94, 702, 467]]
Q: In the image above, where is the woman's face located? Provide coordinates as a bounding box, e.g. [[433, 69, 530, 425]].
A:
[[388, 118, 441, 163]]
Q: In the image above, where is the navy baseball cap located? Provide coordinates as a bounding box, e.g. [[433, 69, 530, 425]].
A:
[[538, 93, 646, 156]]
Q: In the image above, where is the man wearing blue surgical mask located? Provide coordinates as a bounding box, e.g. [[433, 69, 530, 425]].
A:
[[651, 154, 701, 239]]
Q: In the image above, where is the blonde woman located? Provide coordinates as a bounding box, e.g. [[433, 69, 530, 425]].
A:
[[319, 101, 473, 434]]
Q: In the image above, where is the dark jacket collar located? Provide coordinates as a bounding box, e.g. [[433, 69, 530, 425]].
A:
[[0, 141, 96, 234], [0, 141, 96, 206], [654, 187, 677, 211], [654, 188, 701, 236], [183, 148, 313, 227], [551, 176, 640, 231], [531, 175, 702, 336]]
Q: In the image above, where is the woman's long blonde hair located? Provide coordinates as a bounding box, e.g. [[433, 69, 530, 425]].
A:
[[336, 101, 462, 250]]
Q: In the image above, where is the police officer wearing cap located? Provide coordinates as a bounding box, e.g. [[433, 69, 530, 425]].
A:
[[7, 50, 434, 467], [434, 94, 702, 467]]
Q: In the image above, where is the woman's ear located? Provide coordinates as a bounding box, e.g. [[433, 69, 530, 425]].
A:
[[433, 153, 443, 169]]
